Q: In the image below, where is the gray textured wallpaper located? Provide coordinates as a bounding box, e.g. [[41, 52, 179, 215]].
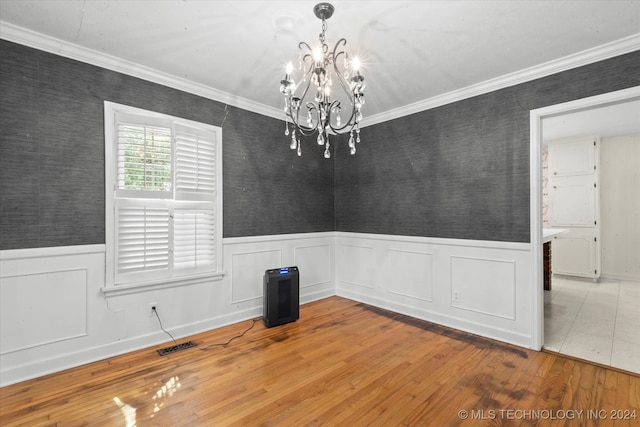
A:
[[334, 51, 640, 242], [222, 112, 334, 237], [0, 40, 334, 249], [1, 39, 638, 250]]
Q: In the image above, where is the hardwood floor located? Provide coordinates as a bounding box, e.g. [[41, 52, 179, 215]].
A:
[[1, 296, 638, 426]]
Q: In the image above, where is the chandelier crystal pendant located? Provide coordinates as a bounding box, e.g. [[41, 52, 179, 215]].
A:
[[279, 2, 366, 158]]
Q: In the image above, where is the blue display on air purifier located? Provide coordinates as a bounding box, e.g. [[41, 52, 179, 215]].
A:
[[279, 268, 290, 275]]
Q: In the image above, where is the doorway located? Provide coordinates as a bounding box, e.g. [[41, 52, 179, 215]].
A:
[[530, 86, 640, 372]]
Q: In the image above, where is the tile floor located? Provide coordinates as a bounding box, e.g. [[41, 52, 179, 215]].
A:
[[544, 275, 640, 373]]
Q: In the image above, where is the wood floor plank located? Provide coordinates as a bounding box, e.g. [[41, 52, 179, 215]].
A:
[[1, 296, 638, 426]]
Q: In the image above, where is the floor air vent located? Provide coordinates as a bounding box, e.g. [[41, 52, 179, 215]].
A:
[[157, 341, 197, 356]]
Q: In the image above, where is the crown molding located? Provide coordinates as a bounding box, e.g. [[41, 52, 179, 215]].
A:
[[364, 33, 640, 127], [0, 21, 284, 120], [2, 21, 638, 126]]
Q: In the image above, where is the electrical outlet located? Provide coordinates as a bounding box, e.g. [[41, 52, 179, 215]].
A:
[[149, 303, 158, 316], [452, 291, 460, 303]]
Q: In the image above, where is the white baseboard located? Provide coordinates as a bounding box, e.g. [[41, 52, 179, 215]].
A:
[[336, 288, 531, 349]]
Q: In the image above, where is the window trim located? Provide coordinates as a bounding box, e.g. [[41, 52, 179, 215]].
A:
[[104, 101, 224, 290]]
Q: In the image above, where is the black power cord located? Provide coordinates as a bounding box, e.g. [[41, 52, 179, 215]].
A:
[[152, 307, 178, 345], [153, 306, 257, 351], [198, 318, 257, 351]]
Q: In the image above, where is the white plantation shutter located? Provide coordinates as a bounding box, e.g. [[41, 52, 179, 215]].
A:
[[173, 208, 217, 272], [116, 202, 170, 282], [116, 113, 173, 197], [105, 102, 222, 287], [175, 124, 217, 199]]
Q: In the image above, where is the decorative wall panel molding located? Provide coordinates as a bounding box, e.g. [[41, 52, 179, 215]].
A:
[[450, 256, 516, 320], [385, 249, 434, 302], [231, 250, 281, 304], [0, 233, 335, 387], [1, 269, 88, 354], [294, 244, 332, 288], [337, 244, 374, 289], [335, 232, 531, 348]]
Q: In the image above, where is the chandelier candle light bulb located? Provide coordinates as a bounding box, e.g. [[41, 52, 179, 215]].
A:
[[279, 2, 366, 158]]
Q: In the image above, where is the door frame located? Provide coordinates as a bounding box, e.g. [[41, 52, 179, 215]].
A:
[[529, 85, 640, 350]]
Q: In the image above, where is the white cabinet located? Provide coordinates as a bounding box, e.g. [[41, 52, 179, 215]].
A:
[[549, 136, 600, 280], [548, 137, 597, 176], [549, 176, 596, 226], [552, 231, 598, 278]]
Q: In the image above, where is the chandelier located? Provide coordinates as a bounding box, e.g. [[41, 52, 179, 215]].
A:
[[279, 2, 366, 158]]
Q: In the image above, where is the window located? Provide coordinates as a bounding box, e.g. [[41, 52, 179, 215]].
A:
[[104, 102, 223, 288]]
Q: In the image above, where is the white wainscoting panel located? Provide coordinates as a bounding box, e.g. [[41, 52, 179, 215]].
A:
[[450, 256, 516, 319], [1, 269, 88, 353], [231, 249, 281, 303], [335, 232, 533, 348], [385, 249, 434, 302], [224, 233, 335, 305], [294, 244, 332, 288], [336, 244, 374, 289], [0, 245, 106, 386], [0, 233, 335, 386], [1, 231, 536, 386]]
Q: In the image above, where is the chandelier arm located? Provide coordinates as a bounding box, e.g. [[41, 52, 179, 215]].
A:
[[331, 38, 348, 57], [297, 64, 315, 102], [287, 113, 308, 137], [287, 70, 321, 138], [331, 41, 355, 94], [298, 43, 315, 71], [331, 38, 348, 78], [286, 100, 304, 132], [286, 109, 301, 131], [298, 41, 314, 59], [330, 56, 359, 129], [286, 106, 317, 137], [324, 100, 344, 134], [302, 102, 322, 136], [294, 126, 319, 137], [329, 37, 363, 131], [321, 42, 329, 56], [329, 106, 358, 134], [287, 62, 315, 128]]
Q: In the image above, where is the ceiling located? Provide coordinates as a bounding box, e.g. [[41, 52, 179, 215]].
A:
[[543, 99, 640, 143], [1, 0, 639, 124]]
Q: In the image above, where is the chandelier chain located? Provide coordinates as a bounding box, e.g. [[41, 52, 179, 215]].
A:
[[320, 20, 327, 45]]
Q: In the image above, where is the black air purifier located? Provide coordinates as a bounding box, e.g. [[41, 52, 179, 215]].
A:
[[263, 266, 299, 328]]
